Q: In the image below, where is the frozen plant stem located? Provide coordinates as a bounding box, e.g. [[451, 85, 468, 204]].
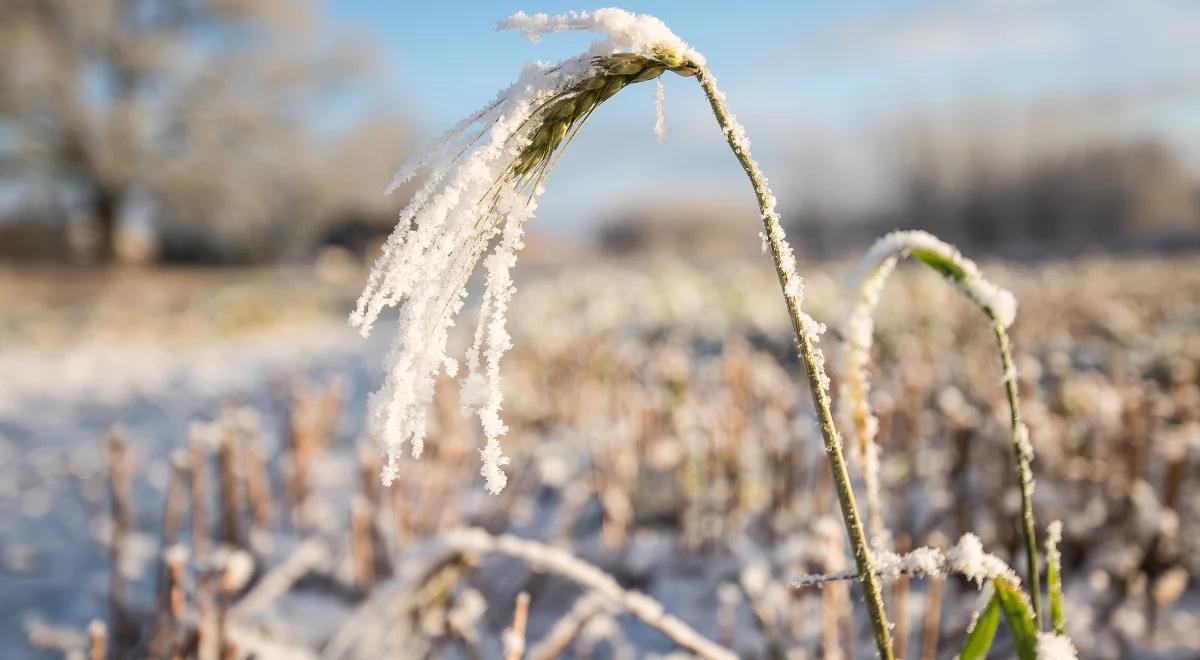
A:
[[843, 230, 1041, 626], [690, 63, 895, 660], [994, 320, 1041, 626]]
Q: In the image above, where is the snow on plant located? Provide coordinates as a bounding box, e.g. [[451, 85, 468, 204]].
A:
[[1035, 632, 1079, 659], [353, 7, 881, 655], [789, 532, 1021, 589], [653, 79, 667, 142], [351, 9, 702, 494], [838, 229, 1042, 619], [356, 9, 1073, 658]]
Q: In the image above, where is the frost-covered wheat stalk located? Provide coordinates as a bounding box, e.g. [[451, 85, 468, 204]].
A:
[[689, 62, 896, 660], [357, 11, 895, 655], [352, 9, 701, 494], [838, 229, 1041, 623]]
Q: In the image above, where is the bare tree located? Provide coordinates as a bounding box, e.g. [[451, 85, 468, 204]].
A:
[[0, 0, 409, 263]]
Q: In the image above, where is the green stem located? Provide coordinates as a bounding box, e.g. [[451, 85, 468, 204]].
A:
[[690, 63, 896, 660], [993, 321, 1041, 627]]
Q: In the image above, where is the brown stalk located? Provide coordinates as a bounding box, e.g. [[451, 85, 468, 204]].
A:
[[505, 591, 532, 660], [242, 428, 274, 531], [217, 424, 243, 546], [819, 583, 842, 660], [149, 546, 188, 658], [350, 496, 376, 595], [152, 452, 186, 620], [189, 434, 211, 560], [284, 386, 312, 529], [891, 535, 912, 656], [104, 430, 133, 653], [528, 593, 606, 660], [149, 453, 186, 654], [918, 577, 944, 660], [88, 620, 107, 660]]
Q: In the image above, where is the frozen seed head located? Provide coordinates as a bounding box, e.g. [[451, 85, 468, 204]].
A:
[[506, 51, 697, 193], [354, 10, 702, 494]]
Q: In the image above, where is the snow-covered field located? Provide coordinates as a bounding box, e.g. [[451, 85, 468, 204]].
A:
[[2, 256, 1197, 658]]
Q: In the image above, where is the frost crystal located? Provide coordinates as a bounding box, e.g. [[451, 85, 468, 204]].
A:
[[1036, 632, 1079, 659], [654, 79, 667, 143], [789, 533, 1021, 589], [353, 9, 700, 493], [1047, 519, 1063, 552], [498, 9, 704, 65], [945, 533, 1020, 588], [1016, 422, 1034, 461]]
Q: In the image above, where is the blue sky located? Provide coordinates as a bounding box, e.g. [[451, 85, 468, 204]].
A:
[[325, 1, 1200, 237]]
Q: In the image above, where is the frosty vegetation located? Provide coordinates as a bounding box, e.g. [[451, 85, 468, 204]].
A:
[[352, 9, 705, 493], [1036, 632, 1080, 660], [789, 532, 1021, 589], [840, 229, 1021, 551], [654, 79, 668, 143], [350, 8, 1077, 659]]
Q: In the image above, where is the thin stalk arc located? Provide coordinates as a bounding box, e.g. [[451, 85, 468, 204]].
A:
[[689, 61, 896, 660], [994, 320, 1041, 626], [840, 231, 1041, 626]]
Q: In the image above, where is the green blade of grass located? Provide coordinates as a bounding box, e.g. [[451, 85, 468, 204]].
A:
[[993, 578, 1039, 660], [910, 247, 968, 281], [959, 593, 1002, 660], [1047, 529, 1067, 636]]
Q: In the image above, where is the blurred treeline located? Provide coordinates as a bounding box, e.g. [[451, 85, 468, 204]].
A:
[[795, 113, 1200, 257], [603, 127, 1200, 261], [3, 2, 1198, 265], [0, 0, 411, 264]]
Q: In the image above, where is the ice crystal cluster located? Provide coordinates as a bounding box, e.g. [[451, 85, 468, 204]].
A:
[[352, 9, 702, 493], [1036, 632, 1079, 659]]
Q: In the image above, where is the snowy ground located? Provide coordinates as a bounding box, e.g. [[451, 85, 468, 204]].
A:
[[0, 319, 386, 656], [2, 256, 1197, 658]]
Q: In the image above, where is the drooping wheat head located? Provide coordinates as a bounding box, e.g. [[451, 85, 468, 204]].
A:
[[352, 10, 705, 496]]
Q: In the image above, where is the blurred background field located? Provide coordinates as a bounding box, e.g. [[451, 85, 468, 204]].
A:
[[2, 1, 1199, 659], [3, 255, 1198, 659]]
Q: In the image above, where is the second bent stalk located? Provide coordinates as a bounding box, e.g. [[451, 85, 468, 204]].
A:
[[690, 63, 896, 660]]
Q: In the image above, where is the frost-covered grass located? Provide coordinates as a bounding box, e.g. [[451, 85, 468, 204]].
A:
[[7, 7, 1200, 658], [5, 254, 1200, 658], [352, 9, 705, 495], [839, 229, 1043, 631], [350, 9, 1072, 657]]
